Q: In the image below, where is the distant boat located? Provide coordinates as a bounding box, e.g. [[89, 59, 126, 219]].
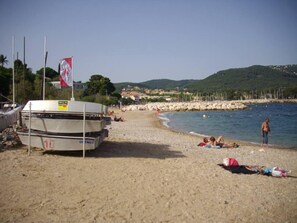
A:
[[17, 100, 111, 151]]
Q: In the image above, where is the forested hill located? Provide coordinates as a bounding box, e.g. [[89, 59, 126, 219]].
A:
[[186, 65, 297, 92], [114, 65, 297, 92]]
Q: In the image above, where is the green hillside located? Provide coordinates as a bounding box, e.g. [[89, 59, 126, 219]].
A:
[[187, 65, 297, 92], [141, 79, 194, 90], [113, 82, 148, 90], [114, 64, 297, 93], [114, 79, 193, 91]]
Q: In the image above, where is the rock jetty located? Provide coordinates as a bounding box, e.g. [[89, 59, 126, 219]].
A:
[[122, 101, 247, 112]]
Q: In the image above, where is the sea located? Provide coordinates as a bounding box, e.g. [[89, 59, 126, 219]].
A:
[[159, 103, 297, 149]]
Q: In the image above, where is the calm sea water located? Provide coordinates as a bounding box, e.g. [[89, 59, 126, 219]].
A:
[[160, 103, 297, 149]]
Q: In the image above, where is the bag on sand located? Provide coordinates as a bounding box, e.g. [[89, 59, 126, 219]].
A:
[[271, 167, 289, 177], [223, 158, 239, 167]]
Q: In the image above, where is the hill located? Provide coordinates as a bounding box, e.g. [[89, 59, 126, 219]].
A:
[[141, 79, 195, 90], [114, 64, 297, 92], [186, 65, 297, 92]]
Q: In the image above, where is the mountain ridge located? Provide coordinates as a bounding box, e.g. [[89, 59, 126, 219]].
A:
[[114, 64, 297, 92]]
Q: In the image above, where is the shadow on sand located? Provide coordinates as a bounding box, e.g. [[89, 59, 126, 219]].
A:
[[43, 141, 186, 159]]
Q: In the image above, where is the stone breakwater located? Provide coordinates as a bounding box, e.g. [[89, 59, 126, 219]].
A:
[[122, 101, 247, 112]]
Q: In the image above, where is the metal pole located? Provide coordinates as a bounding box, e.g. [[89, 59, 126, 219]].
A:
[[83, 103, 86, 158], [23, 37, 26, 100], [43, 36, 46, 100], [71, 56, 74, 101], [28, 102, 31, 155], [12, 36, 15, 105]]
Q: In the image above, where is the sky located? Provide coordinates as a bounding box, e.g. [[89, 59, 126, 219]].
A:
[[1, 0, 297, 83]]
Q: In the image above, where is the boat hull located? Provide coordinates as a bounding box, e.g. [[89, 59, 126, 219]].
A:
[[18, 100, 110, 152], [17, 130, 108, 151], [23, 117, 106, 133], [22, 100, 108, 114]]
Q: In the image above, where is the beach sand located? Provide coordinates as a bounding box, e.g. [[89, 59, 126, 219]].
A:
[[1, 109, 297, 222]]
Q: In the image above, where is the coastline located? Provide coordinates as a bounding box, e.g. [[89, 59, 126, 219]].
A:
[[122, 99, 297, 112], [1, 109, 297, 222], [158, 111, 296, 151], [154, 101, 297, 150]]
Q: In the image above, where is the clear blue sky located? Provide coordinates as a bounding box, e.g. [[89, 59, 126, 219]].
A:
[[1, 0, 297, 83]]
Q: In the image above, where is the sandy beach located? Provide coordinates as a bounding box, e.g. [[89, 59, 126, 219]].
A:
[[1, 109, 297, 223]]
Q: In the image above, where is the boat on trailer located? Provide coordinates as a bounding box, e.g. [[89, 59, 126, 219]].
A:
[[17, 100, 111, 151]]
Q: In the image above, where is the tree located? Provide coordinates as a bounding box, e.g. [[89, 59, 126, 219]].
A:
[[36, 67, 59, 80], [0, 67, 11, 97], [0, 54, 8, 67], [85, 75, 115, 96]]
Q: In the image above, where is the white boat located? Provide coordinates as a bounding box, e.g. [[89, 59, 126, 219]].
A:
[[22, 115, 107, 134], [21, 100, 109, 133], [21, 100, 108, 115], [17, 130, 108, 151], [17, 100, 110, 151]]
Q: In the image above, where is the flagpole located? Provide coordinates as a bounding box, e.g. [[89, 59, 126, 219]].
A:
[[71, 56, 74, 101], [23, 36, 26, 100], [43, 36, 46, 100], [12, 36, 15, 105]]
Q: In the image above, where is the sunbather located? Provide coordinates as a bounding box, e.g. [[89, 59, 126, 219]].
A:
[[114, 116, 124, 122], [198, 136, 239, 148], [219, 158, 290, 177]]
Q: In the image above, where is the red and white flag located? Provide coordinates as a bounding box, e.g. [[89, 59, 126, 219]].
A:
[[59, 57, 73, 87]]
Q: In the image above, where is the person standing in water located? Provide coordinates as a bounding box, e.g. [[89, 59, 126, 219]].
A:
[[261, 117, 270, 146]]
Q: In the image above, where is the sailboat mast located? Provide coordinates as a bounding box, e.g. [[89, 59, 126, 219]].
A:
[[71, 56, 74, 100], [23, 36, 26, 100], [43, 36, 46, 100], [12, 36, 15, 105]]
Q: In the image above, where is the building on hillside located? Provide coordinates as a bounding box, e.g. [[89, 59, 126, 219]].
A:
[[121, 91, 143, 103]]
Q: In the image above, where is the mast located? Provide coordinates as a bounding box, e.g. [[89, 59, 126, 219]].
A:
[[23, 36, 26, 100], [12, 36, 15, 105], [43, 36, 46, 100], [71, 56, 74, 100], [16, 52, 19, 101]]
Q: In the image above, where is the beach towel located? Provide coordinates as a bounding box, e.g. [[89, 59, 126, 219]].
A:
[[218, 164, 260, 175], [271, 167, 289, 177], [218, 158, 291, 177], [197, 143, 221, 149]]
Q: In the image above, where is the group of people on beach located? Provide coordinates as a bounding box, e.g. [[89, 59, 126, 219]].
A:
[[199, 117, 271, 148], [198, 135, 239, 148]]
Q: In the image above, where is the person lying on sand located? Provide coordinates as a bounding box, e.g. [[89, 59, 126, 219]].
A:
[[198, 136, 239, 148], [197, 137, 210, 147], [113, 116, 124, 122], [219, 158, 291, 177], [209, 136, 239, 148]]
